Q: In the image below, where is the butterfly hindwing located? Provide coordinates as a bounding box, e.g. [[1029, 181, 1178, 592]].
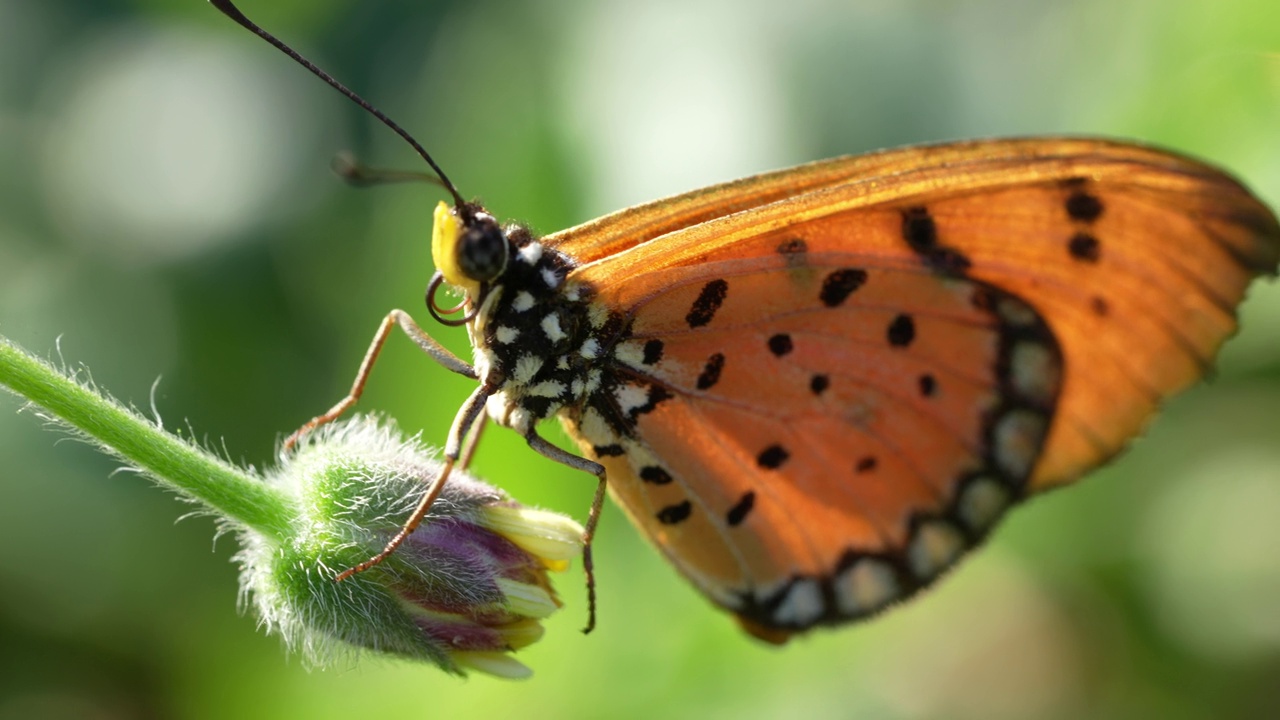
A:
[[560, 253, 1062, 637]]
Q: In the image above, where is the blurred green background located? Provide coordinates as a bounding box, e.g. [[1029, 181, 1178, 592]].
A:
[[2, 0, 1279, 718]]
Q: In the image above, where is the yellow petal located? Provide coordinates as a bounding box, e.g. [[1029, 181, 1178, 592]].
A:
[[495, 618, 546, 650], [496, 577, 559, 619], [452, 651, 533, 680], [480, 505, 584, 565]]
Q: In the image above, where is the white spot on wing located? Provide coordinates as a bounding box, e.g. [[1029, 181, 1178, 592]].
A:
[[1010, 341, 1060, 406], [772, 579, 824, 626], [576, 407, 619, 446], [834, 558, 900, 615], [957, 477, 1011, 532], [613, 340, 645, 368], [997, 297, 1038, 327], [614, 383, 650, 414], [541, 267, 560, 288], [580, 338, 601, 359], [993, 409, 1046, 480], [908, 520, 965, 580]]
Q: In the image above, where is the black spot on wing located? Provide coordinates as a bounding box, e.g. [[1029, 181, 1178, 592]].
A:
[[768, 333, 794, 357], [697, 353, 725, 390], [757, 444, 789, 469], [640, 466, 673, 485], [819, 268, 868, 307], [918, 373, 937, 397], [657, 501, 692, 525], [901, 205, 937, 248], [777, 238, 808, 267], [726, 491, 756, 526], [810, 374, 830, 395], [887, 314, 916, 347], [1065, 191, 1104, 222], [686, 279, 729, 328], [856, 456, 878, 473], [901, 206, 972, 275], [1068, 232, 1101, 263], [642, 339, 664, 365], [592, 443, 626, 457]]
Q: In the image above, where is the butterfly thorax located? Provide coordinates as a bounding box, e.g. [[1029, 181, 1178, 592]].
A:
[[439, 203, 676, 476], [463, 225, 619, 435]]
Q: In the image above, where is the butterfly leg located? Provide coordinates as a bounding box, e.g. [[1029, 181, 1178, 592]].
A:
[[525, 430, 607, 634], [284, 309, 477, 452], [335, 380, 498, 581], [456, 407, 488, 471]]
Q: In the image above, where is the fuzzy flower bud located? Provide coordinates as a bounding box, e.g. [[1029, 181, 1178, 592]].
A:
[[237, 415, 584, 679]]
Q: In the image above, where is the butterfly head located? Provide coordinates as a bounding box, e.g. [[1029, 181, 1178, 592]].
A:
[[432, 200, 509, 297]]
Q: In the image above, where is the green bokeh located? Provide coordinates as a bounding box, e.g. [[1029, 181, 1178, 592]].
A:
[[2, 0, 1278, 718]]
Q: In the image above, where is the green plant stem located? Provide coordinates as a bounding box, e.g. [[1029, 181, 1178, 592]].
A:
[[0, 335, 295, 541]]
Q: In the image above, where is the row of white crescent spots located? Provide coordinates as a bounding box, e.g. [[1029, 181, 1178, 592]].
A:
[[763, 473, 1013, 628]]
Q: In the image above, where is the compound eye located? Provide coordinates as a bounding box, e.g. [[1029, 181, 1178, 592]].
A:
[[456, 215, 508, 282]]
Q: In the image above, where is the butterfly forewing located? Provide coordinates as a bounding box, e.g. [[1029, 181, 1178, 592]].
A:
[[563, 140, 1279, 492]]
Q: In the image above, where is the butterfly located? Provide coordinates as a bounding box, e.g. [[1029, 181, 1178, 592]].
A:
[[214, 1, 1280, 643]]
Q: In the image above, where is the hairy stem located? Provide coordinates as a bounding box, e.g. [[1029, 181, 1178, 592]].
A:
[[0, 335, 294, 541]]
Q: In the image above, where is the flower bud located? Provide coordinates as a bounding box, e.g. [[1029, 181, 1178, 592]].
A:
[[236, 415, 584, 678]]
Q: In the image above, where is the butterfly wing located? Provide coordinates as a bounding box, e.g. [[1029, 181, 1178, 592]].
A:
[[551, 139, 1279, 639]]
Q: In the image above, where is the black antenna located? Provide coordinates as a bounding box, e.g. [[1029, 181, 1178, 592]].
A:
[[209, 0, 466, 208]]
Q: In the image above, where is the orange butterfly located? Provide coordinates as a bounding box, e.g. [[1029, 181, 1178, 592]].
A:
[[216, 2, 1280, 642]]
